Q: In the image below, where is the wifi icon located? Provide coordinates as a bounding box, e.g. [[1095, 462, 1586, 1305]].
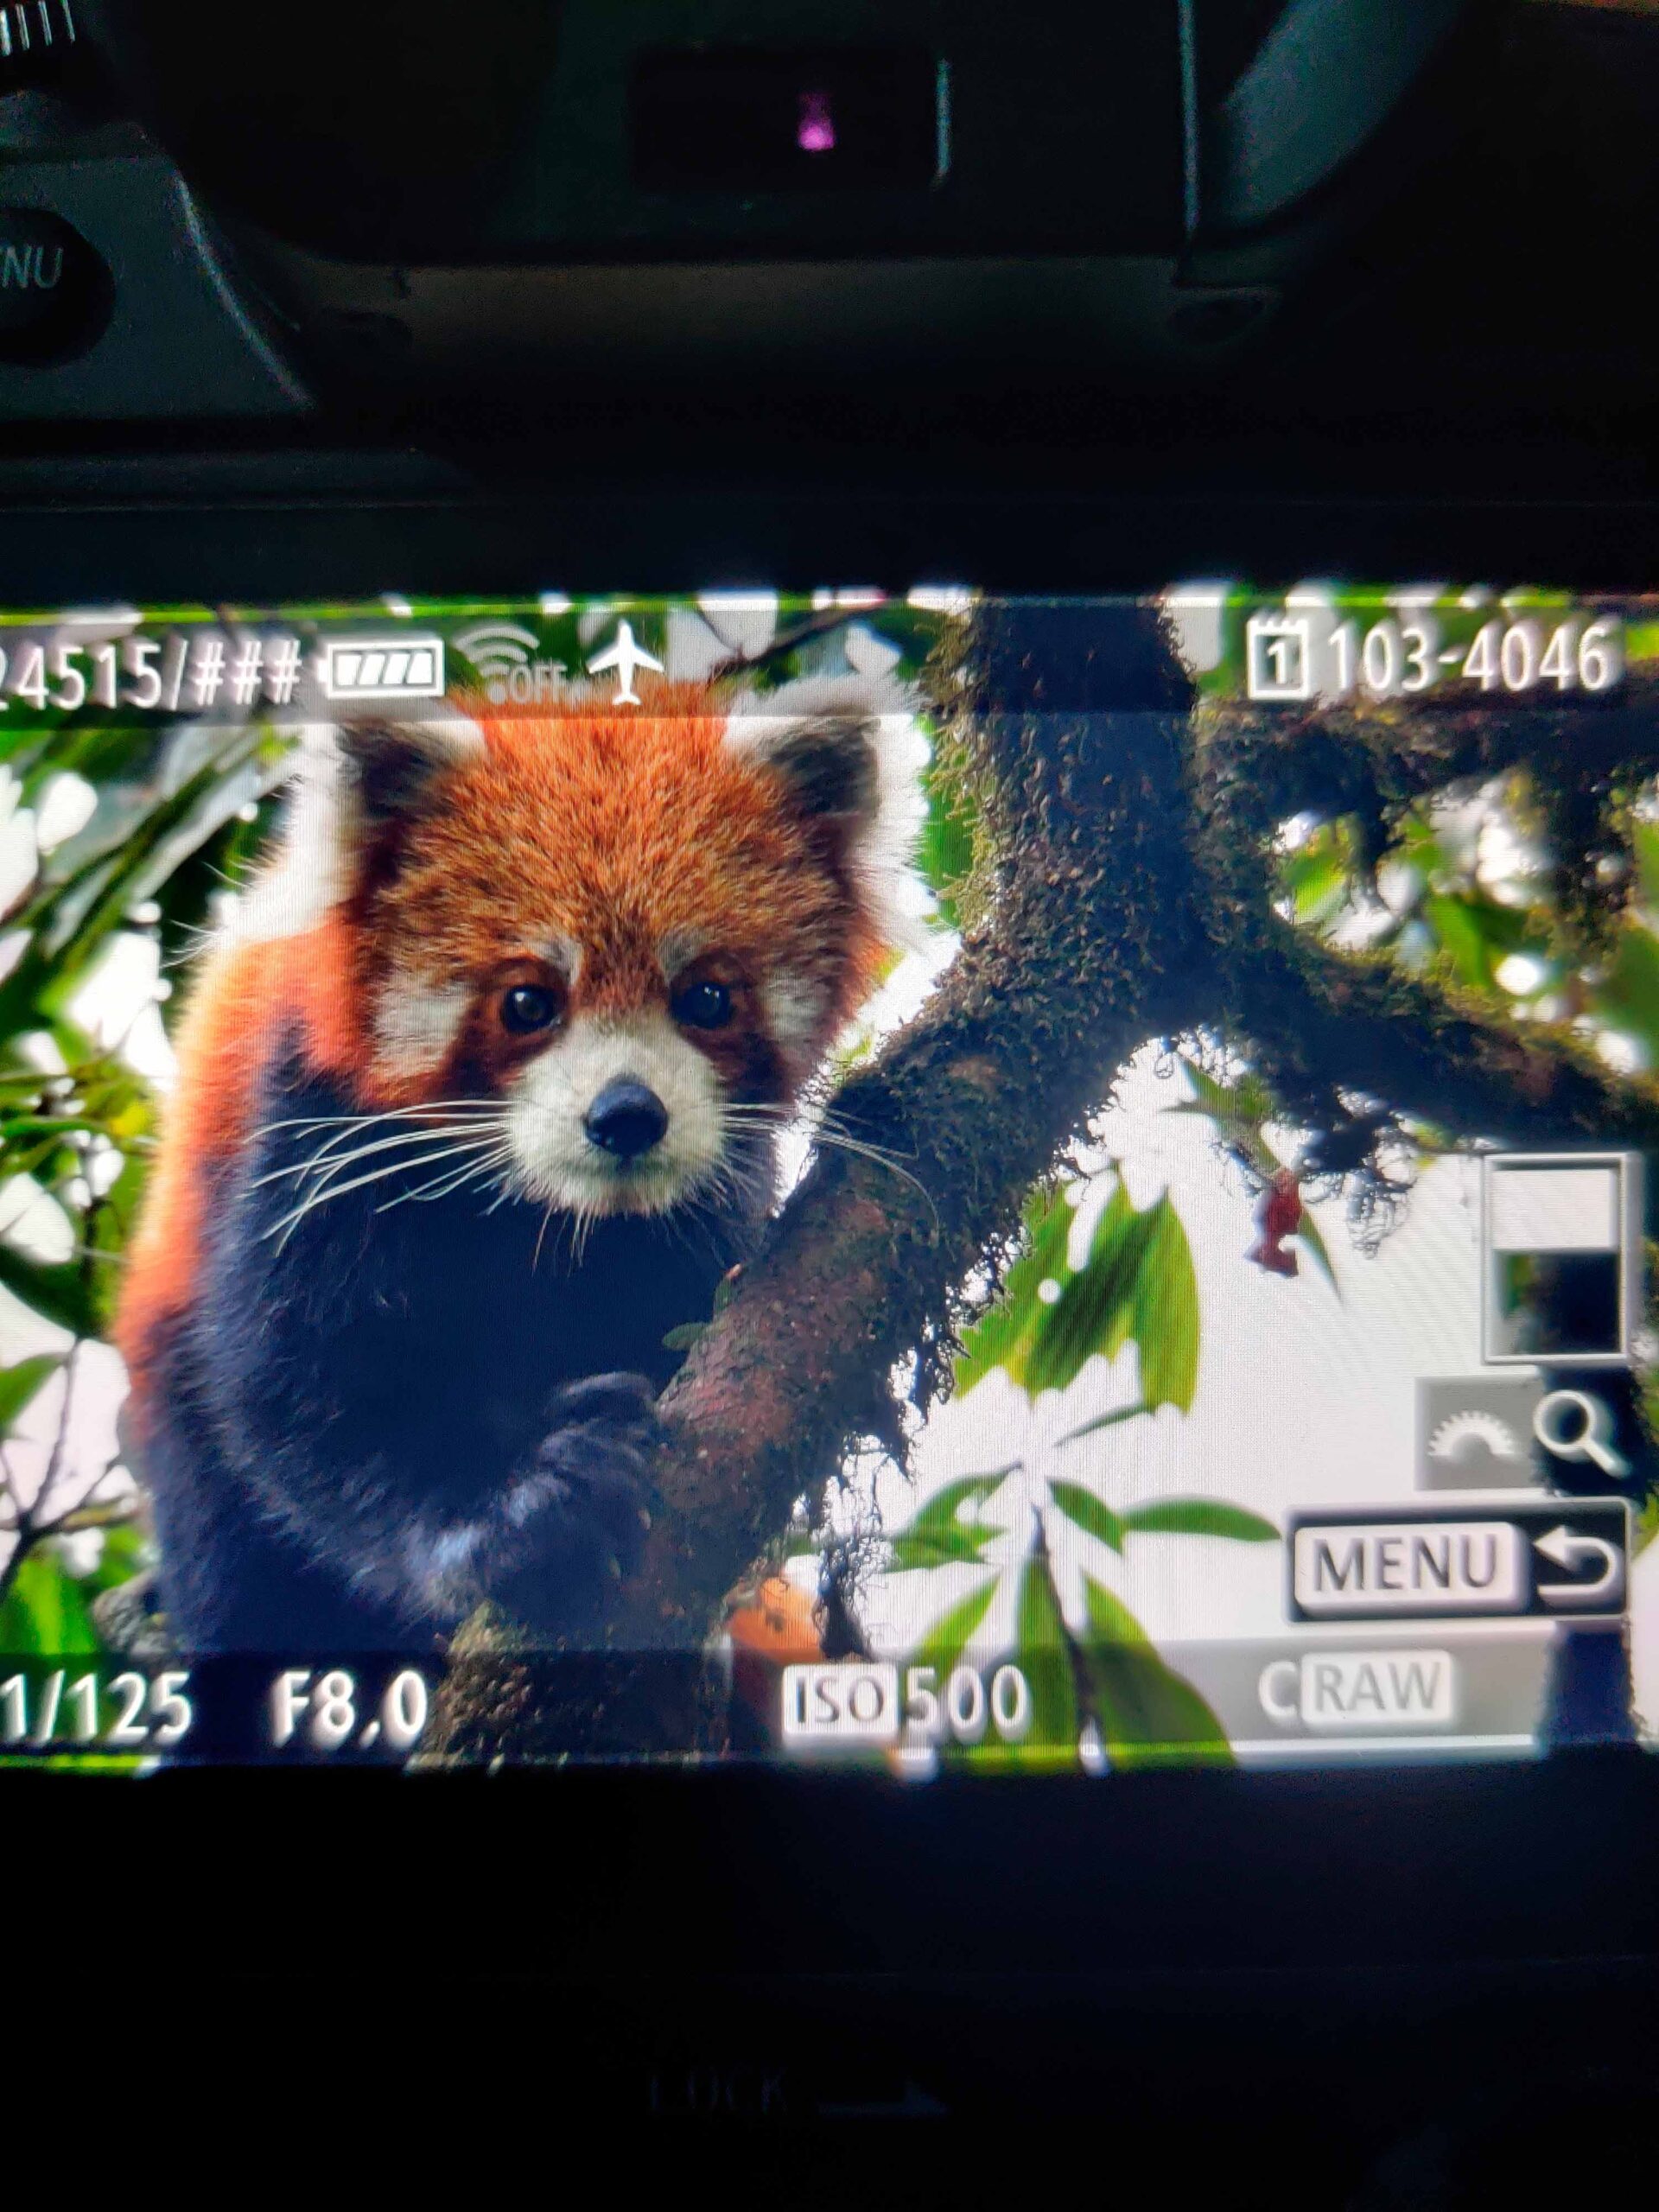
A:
[[454, 620, 551, 705]]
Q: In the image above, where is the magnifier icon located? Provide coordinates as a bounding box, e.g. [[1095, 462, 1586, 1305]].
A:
[[1532, 1389, 1631, 1478]]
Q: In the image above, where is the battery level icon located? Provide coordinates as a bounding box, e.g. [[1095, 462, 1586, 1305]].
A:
[[318, 637, 445, 702]]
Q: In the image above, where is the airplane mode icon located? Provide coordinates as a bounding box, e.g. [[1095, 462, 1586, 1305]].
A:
[[586, 619, 664, 706]]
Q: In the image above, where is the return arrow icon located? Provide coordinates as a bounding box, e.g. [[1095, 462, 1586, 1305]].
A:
[[1534, 1523, 1624, 1607]]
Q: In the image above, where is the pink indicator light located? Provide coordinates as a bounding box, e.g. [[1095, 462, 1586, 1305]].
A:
[[798, 91, 836, 155]]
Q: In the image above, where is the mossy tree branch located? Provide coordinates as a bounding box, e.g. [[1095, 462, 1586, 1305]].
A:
[[1239, 923, 1659, 1150]]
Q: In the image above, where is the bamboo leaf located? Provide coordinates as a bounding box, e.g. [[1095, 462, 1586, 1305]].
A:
[[954, 1186, 1077, 1395], [887, 1525, 1004, 1572], [958, 1177, 1202, 1414], [0, 1548, 103, 1655], [1119, 1499, 1280, 1543], [1079, 1573, 1231, 1769], [0, 1353, 61, 1434], [0, 1243, 99, 1337], [1054, 1400, 1148, 1448], [1020, 1183, 1149, 1395], [1128, 1196, 1199, 1413], [1291, 1205, 1340, 1297], [888, 1471, 1015, 1545], [916, 757, 978, 929], [911, 1573, 1000, 1679], [1014, 1549, 1077, 1752], [1046, 1479, 1124, 1553]]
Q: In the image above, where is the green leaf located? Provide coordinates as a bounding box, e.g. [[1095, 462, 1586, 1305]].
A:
[[83, 1152, 148, 1333], [1592, 923, 1659, 1065], [1173, 1055, 1278, 1133], [1046, 1479, 1124, 1552], [1128, 1195, 1200, 1412], [661, 1323, 707, 1352], [1290, 1205, 1340, 1297], [0, 729, 270, 1042], [1427, 894, 1495, 987], [911, 1573, 999, 1678], [957, 1178, 1201, 1414], [1419, 892, 1541, 994], [1120, 1499, 1279, 1543], [1014, 1549, 1077, 1753], [884, 1471, 1013, 1572], [1178, 1055, 1230, 1112], [887, 1528, 1003, 1572], [1280, 838, 1353, 930], [1078, 1573, 1231, 1769], [954, 1186, 1077, 1395], [0, 1547, 102, 1654], [1077, 1573, 1148, 1647], [1634, 821, 1659, 912], [0, 1242, 99, 1337], [0, 1352, 61, 1434], [889, 1471, 1014, 1542], [1019, 1184, 1149, 1395], [915, 758, 978, 928], [1053, 1400, 1149, 1448], [1028, 1188, 1198, 1409]]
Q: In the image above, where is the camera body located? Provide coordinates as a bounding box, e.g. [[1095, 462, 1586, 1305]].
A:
[[6, 0, 1492, 416], [5, 6, 1659, 2190]]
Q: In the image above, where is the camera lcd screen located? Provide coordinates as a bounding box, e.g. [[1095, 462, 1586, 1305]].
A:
[[0, 585, 1653, 1770]]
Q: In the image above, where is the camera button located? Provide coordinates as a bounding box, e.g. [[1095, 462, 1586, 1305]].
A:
[[0, 207, 111, 364]]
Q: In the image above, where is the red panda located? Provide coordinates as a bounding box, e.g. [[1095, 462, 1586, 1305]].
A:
[[114, 675, 915, 1656]]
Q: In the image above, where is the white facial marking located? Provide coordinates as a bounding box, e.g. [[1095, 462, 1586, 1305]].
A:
[[504, 1010, 723, 1216], [540, 933, 583, 984], [658, 925, 708, 982], [760, 970, 828, 1059], [372, 972, 470, 1081]]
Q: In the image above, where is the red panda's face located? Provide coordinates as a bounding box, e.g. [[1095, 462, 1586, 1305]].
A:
[[257, 683, 912, 1220]]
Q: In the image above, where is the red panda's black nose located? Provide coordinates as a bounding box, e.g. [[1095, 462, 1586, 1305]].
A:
[[584, 1078, 669, 1160]]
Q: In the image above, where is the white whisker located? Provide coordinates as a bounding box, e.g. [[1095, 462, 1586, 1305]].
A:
[[255, 1102, 506, 1142], [717, 1102, 938, 1227], [251, 1120, 507, 1191], [378, 1145, 516, 1211], [264, 1139, 517, 1248]]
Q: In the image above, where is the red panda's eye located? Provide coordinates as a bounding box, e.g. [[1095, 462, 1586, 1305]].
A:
[[500, 984, 560, 1035], [672, 979, 733, 1031]]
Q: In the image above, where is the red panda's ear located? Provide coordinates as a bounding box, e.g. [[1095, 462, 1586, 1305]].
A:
[[725, 687, 884, 831], [741, 713, 879, 825], [725, 677, 925, 963], [334, 715, 485, 831]]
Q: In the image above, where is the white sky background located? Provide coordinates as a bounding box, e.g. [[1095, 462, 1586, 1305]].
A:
[[0, 590, 1653, 1740]]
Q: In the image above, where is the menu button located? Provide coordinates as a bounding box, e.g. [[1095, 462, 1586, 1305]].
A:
[[0, 209, 111, 364]]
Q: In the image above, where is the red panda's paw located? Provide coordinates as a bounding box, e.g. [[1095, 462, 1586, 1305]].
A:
[[539, 1370, 664, 1433], [484, 1374, 664, 1633]]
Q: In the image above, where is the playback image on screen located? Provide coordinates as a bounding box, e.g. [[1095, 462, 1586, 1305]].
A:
[[0, 583, 1654, 1770]]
